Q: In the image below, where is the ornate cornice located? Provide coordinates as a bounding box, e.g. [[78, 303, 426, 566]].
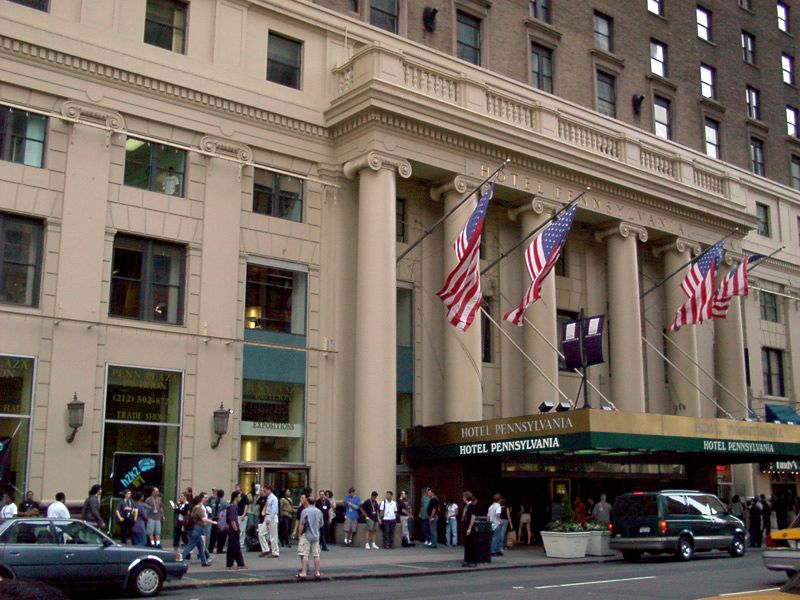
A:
[[199, 135, 253, 162], [429, 175, 471, 201], [342, 151, 412, 180], [595, 221, 648, 243], [61, 100, 124, 130], [652, 237, 701, 258]]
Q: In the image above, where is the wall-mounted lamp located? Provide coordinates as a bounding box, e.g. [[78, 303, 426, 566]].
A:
[[211, 402, 233, 449], [66, 392, 85, 443]]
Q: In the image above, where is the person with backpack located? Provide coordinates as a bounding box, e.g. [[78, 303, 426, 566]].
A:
[[182, 492, 216, 567], [209, 489, 229, 554]]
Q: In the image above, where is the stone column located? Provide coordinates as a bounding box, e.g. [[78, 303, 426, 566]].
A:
[[595, 222, 648, 413], [509, 198, 560, 414], [430, 176, 483, 423], [714, 254, 749, 419], [343, 151, 411, 497], [653, 238, 702, 416]]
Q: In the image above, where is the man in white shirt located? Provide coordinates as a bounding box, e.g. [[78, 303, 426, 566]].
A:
[[592, 493, 612, 523], [488, 493, 503, 556], [379, 491, 398, 549], [1, 492, 17, 519], [258, 485, 280, 557], [47, 492, 70, 519]]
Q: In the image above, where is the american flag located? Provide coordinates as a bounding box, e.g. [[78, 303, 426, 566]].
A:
[[503, 202, 578, 326], [668, 241, 725, 331], [710, 254, 763, 318], [437, 181, 495, 331], [678, 239, 726, 298]]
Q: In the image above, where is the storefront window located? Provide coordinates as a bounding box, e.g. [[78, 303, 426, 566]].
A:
[[101, 365, 182, 537], [240, 379, 304, 463], [0, 355, 34, 499]]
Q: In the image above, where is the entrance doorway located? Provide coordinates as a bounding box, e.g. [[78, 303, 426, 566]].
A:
[[237, 465, 308, 499]]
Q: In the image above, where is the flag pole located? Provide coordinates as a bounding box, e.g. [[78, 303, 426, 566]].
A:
[[639, 229, 739, 300], [746, 246, 785, 272], [480, 188, 590, 276], [396, 159, 510, 264]]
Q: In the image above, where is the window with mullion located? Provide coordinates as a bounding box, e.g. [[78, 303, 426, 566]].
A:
[[481, 295, 493, 363], [792, 156, 800, 190], [700, 64, 716, 99], [123, 138, 186, 196], [456, 11, 481, 65], [696, 6, 711, 41], [0, 105, 46, 168], [750, 138, 765, 176], [778, 2, 790, 33], [267, 33, 302, 89], [109, 235, 185, 325], [647, 0, 664, 16], [144, 0, 187, 54], [756, 202, 770, 236], [760, 291, 778, 321], [741, 31, 756, 64], [788, 106, 799, 137], [746, 86, 760, 120], [0, 213, 43, 307], [650, 39, 667, 77], [783, 54, 795, 85], [594, 12, 613, 52], [530, 0, 551, 22], [654, 96, 671, 139], [396, 198, 406, 243], [370, 0, 399, 34], [531, 43, 553, 93], [704, 117, 720, 158], [253, 169, 303, 222], [596, 71, 616, 117], [762, 347, 785, 397]]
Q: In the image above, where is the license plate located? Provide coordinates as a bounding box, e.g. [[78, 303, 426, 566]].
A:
[[639, 526, 651, 533]]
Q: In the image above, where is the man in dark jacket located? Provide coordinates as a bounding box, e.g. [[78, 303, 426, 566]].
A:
[[81, 484, 104, 529]]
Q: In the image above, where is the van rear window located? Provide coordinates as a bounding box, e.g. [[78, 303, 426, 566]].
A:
[[613, 495, 658, 517]]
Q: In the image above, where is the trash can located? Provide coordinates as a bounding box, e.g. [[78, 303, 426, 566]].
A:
[[473, 517, 493, 564]]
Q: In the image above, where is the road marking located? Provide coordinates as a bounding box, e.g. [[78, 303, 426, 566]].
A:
[[535, 575, 656, 589], [718, 589, 779, 597], [394, 563, 430, 570]]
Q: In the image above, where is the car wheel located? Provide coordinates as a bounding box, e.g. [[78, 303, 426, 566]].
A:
[[0, 567, 13, 581], [728, 535, 745, 558], [128, 562, 164, 598], [622, 550, 641, 562], [787, 570, 797, 579], [676, 536, 694, 561]]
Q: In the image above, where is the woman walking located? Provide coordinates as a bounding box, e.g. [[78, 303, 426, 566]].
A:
[[226, 491, 247, 570], [182, 492, 216, 567]]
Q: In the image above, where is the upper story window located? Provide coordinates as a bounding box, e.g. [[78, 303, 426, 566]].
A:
[[245, 263, 307, 335], [396, 198, 406, 243], [738, 0, 752, 8], [7, 0, 48, 10], [481, 295, 493, 363], [593, 12, 613, 52], [253, 169, 303, 222], [782, 54, 795, 85], [741, 31, 756, 64], [109, 234, 186, 325], [647, 0, 664, 16], [144, 0, 187, 54], [350, 0, 359, 11], [370, 0, 399, 34], [654, 96, 671, 139], [0, 213, 43, 307], [529, 0, 551, 22], [746, 86, 761, 120], [124, 138, 186, 196], [267, 32, 302, 89], [787, 106, 799, 137], [704, 117, 720, 159], [762, 347, 785, 397], [456, 11, 481, 66], [760, 291, 779, 321], [750, 138, 765, 176], [596, 71, 616, 117], [531, 43, 554, 93], [700, 64, 716, 99], [696, 6, 711, 41], [792, 156, 800, 190], [0, 106, 46, 168], [778, 2, 790, 33], [650, 40, 667, 77], [756, 202, 770, 236]]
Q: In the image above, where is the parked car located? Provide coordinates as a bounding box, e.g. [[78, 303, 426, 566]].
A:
[[0, 518, 187, 597], [764, 513, 800, 578], [609, 490, 746, 562]]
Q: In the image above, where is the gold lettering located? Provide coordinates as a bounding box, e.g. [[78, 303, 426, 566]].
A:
[[480, 164, 490, 177], [555, 187, 561, 200], [497, 171, 506, 183], [511, 173, 518, 186]]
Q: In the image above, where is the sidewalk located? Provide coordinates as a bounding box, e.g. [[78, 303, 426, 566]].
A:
[[167, 542, 621, 590]]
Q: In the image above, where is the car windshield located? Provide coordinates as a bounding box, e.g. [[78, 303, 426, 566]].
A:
[[613, 495, 658, 518], [52, 521, 109, 545]]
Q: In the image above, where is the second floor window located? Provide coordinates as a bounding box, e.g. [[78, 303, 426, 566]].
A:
[[783, 54, 795, 85], [650, 40, 667, 77], [654, 96, 671, 139], [596, 71, 616, 117], [245, 263, 307, 335], [792, 156, 800, 190], [594, 12, 613, 52], [124, 138, 186, 196], [370, 0, 399, 34], [456, 11, 481, 65], [750, 138, 765, 176], [760, 291, 778, 321], [253, 169, 303, 222], [696, 6, 711, 40], [109, 235, 185, 325], [0, 106, 46, 168], [704, 118, 720, 159], [0, 213, 43, 307], [762, 347, 785, 397], [746, 86, 760, 120], [756, 202, 770, 236], [530, 0, 551, 22], [267, 33, 302, 89], [778, 2, 790, 33], [144, 0, 187, 54], [531, 43, 554, 93], [788, 106, 799, 137], [741, 31, 756, 64], [700, 64, 716, 99]]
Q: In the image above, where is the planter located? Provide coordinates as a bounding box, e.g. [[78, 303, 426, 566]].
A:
[[541, 531, 591, 558], [586, 530, 615, 556]]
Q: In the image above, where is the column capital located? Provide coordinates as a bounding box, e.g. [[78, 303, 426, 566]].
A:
[[594, 221, 648, 243], [429, 175, 473, 201], [199, 135, 253, 162], [508, 197, 562, 222], [722, 250, 745, 267], [343, 151, 412, 180], [652, 237, 701, 258]]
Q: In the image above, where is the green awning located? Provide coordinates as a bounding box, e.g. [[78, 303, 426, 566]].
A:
[[765, 403, 800, 425]]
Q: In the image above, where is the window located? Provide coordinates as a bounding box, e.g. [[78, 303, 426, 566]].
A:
[[531, 43, 554, 93], [396, 285, 413, 432], [109, 235, 185, 324], [741, 31, 755, 64], [350, 0, 358, 11], [647, 0, 664, 16], [778, 2, 790, 32], [7, 0, 48, 10], [396, 198, 406, 243], [557, 310, 578, 371], [700, 64, 716, 99], [704, 118, 720, 158], [788, 106, 799, 137], [456, 11, 481, 65], [0, 521, 54, 545], [253, 169, 303, 222], [530, 0, 551, 22], [245, 263, 307, 335], [267, 33, 302, 89], [0, 355, 34, 498], [650, 39, 667, 76], [738, 0, 752, 9], [750, 138, 765, 176], [0, 214, 43, 307], [792, 156, 800, 190], [0, 105, 46, 168], [481, 295, 493, 363], [124, 138, 185, 196], [746, 86, 760, 120], [654, 96, 671, 139], [596, 71, 616, 117], [760, 291, 778, 321], [783, 54, 795, 85], [756, 202, 771, 236], [144, 0, 186, 54], [370, 0, 399, 34], [762, 348, 785, 397], [696, 6, 711, 41], [593, 12, 613, 52]]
